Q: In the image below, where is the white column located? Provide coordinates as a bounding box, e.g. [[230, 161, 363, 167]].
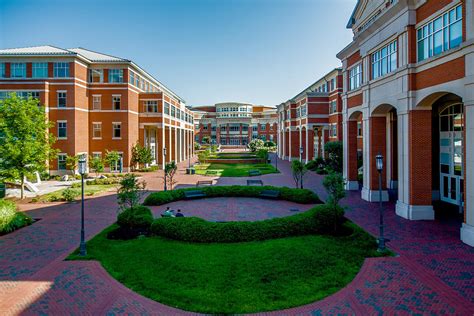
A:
[[162, 124, 166, 170], [288, 127, 292, 161], [343, 119, 358, 190], [305, 127, 309, 162], [299, 128, 302, 162], [174, 127, 178, 162], [168, 126, 172, 163], [466, 0, 474, 40], [461, 98, 474, 246], [386, 114, 392, 189]]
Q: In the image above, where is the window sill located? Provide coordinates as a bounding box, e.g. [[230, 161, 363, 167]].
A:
[[92, 137, 102, 140], [112, 138, 122, 140], [57, 137, 67, 140]]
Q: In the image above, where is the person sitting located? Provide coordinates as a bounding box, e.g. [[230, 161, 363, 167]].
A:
[[162, 207, 175, 217], [175, 209, 184, 217]]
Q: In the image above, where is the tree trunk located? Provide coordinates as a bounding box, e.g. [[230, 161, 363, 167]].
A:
[[20, 176, 25, 200]]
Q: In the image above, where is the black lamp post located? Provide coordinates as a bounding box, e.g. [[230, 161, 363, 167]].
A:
[[376, 153, 386, 252], [163, 147, 167, 191], [188, 144, 191, 169], [275, 143, 278, 171], [299, 146, 303, 162], [78, 155, 87, 256]]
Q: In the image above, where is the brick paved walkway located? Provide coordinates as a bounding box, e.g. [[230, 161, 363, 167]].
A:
[[0, 155, 473, 315]]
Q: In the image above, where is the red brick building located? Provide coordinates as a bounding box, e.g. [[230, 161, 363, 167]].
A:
[[337, 0, 474, 247], [191, 102, 278, 147], [277, 68, 344, 162], [0, 46, 194, 173]]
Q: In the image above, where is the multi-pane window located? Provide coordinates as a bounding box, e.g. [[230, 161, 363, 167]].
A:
[[372, 41, 397, 79], [296, 108, 301, 118], [301, 104, 307, 117], [171, 106, 176, 117], [349, 63, 363, 90], [57, 121, 67, 139], [202, 125, 208, 130], [112, 95, 121, 110], [92, 122, 102, 139], [89, 69, 104, 83], [0, 63, 5, 78], [260, 124, 266, 131], [329, 100, 337, 114], [53, 62, 69, 77], [92, 152, 102, 159], [0, 91, 39, 100], [113, 123, 121, 139], [58, 154, 67, 170], [330, 78, 336, 91], [57, 91, 67, 107], [164, 102, 170, 115], [177, 109, 181, 120], [92, 95, 101, 110], [357, 122, 362, 137], [286, 109, 291, 120], [11, 63, 26, 78], [229, 125, 240, 132], [330, 124, 337, 138], [129, 71, 135, 84], [417, 5, 462, 62], [145, 100, 158, 113], [108, 69, 123, 83], [32, 62, 48, 78], [253, 125, 258, 132]]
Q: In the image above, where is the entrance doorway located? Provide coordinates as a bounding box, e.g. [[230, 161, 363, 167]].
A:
[[439, 103, 464, 205]]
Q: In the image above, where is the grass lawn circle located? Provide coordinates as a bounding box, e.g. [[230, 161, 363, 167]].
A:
[[70, 221, 381, 314]]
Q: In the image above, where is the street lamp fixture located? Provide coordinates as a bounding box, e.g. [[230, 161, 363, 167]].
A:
[[163, 147, 167, 191], [275, 143, 278, 171], [78, 155, 87, 256], [375, 153, 386, 252], [188, 144, 192, 169], [299, 146, 303, 162]]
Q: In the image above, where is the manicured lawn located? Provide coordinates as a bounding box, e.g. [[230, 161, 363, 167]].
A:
[[195, 163, 278, 177], [69, 223, 380, 314], [32, 184, 117, 203]]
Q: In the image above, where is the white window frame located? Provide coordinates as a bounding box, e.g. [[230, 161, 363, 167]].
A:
[[92, 122, 102, 139], [349, 63, 363, 91], [144, 100, 158, 113], [108, 69, 123, 83], [92, 152, 102, 159], [89, 69, 104, 83], [53, 62, 69, 78], [112, 95, 121, 110], [57, 91, 67, 108], [112, 122, 122, 139], [92, 95, 101, 110], [371, 40, 397, 80], [11, 63, 26, 78], [32, 62, 48, 78], [57, 120, 67, 140], [57, 153, 67, 170], [417, 5, 463, 62]]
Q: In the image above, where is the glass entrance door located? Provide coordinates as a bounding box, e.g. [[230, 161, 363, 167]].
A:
[[439, 104, 464, 205]]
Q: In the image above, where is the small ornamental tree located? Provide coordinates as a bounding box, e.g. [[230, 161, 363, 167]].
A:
[[202, 136, 210, 144], [291, 160, 308, 189], [66, 155, 79, 176], [105, 150, 121, 172], [248, 139, 264, 153], [164, 161, 178, 190], [197, 150, 210, 164], [323, 172, 346, 232], [0, 94, 57, 199], [89, 156, 104, 176], [131, 143, 153, 170], [256, 148, 269, 162], [117, 173, 146, 212], [324, 141, 343, 172]]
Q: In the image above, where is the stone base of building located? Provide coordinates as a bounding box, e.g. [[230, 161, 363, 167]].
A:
[[345, 180, 359, 191], [361, 187, 389, 202], [461, 223, 474, 247], [395, 200, 435, 220]]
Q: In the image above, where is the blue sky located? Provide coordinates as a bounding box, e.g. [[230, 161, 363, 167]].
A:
[[0, 0, 355, 106]]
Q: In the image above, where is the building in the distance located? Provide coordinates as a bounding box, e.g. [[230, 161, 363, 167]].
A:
[[0, 45, 194, 173], [337, 0, 474, 247], [277, 68, 344, 162], [191, 102, 278, 147]]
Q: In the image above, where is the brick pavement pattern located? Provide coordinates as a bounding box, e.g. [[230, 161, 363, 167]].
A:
[[0, 155, 473, 315]]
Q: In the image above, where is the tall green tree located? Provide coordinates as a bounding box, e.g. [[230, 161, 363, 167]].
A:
[[131, 143, 153, 170], [0, 94, 57, 199], [66, 154, 79, 176]]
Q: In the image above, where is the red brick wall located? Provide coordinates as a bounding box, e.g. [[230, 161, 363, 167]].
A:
[[348, 120, 359, 181], [414, 57, 465, 90], [409, 110, 432, 205], [347, 51, 362, 68], [348, 93, 363, 108], [417, 0, 455, 23]]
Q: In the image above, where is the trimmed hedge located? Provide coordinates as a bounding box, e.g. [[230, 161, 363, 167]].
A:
[[117, 205, 154, 230], [150, 204, 345, 243], [143, 185, 321, 206]]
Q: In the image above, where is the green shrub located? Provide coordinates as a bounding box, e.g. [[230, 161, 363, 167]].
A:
[[117, 205, 154, 230], [150, 204, 345, 243], [143, 185, 321, 206], [62, 188, 79, 202], [0, 200, 33, 235], [86, 177, 122, 185]]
